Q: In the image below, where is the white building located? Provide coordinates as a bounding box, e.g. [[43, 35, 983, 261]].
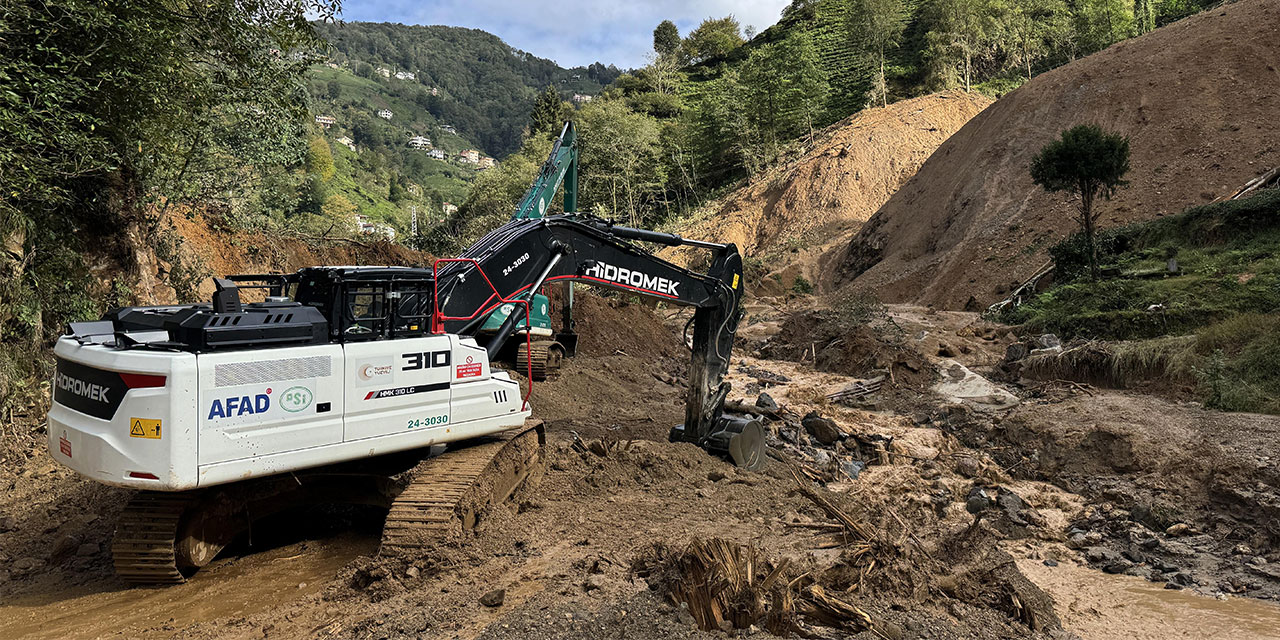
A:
[[377, 109, 393, 120], [429, 87, 440, 96], [458, 149, 480, 164], [572, 93, 593, 104], [443, 202, 458, 215], [336, 136, 357, 152], [440, 124, 457, 134], [394, 70, 416, 81], [428, 148, 446, 160], [408, 135, 431, 150], [376, 67, 391, 78], [314, 115, 336, 128], [477, 156, 496, 170], [352, 214, 397, 241]]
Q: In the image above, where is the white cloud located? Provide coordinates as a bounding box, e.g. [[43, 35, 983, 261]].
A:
[[338, 0, 791, 68]]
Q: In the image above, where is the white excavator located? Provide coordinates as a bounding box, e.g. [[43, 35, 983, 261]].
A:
[[47, 200, 764, 583]]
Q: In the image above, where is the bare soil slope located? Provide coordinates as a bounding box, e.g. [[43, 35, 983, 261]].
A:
[[665, 91, 990, 293], [836, 0, 1280, 309]]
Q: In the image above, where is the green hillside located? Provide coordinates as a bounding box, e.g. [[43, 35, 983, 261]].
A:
[[313, 21, 622, 157]]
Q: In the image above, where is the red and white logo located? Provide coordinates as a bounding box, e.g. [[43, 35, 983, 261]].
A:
[[58, 430, 72, 458]]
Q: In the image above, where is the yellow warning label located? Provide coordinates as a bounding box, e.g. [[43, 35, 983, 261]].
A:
[[130, 418, 162, 439], [732, 274, 740, 289]]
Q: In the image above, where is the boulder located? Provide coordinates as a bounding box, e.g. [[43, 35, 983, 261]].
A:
[[801, 412, 841, 445]]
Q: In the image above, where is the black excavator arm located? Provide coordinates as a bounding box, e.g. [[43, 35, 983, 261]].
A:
[[432, 214, 765, 470]]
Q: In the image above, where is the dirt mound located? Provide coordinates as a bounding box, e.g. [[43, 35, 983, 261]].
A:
[[663, 91, 991, 293], [166, 211, 428, 302], [836, 0, 1280, 309]]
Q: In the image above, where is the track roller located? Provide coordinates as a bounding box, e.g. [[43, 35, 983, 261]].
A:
[[515, 340, 565, 381]]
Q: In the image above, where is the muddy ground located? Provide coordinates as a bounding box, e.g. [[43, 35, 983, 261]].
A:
[[3, 297, 1280, 639]]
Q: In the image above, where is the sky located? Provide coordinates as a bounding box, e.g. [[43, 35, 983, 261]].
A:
[[333, 0, 793, 69]]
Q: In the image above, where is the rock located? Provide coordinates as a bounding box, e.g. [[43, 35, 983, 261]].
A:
[[801, 412, 841, 445], [12, 557, 41, 574], [707, 470, 729, 482], [810, 449, 832, 467], [675, 602, 696, 627], [583, 574, 607, 593], [0, 516, 15, 533], [1159, 540, 1196, 557], [954, 455, 981, 478], [479, 589, 506, 607], [1037, 334, 1062, 349], [405, 566, 420, 579], [755, 393, 779, 412], [1003, 342, 1029, 363], [75, 543, 98, 557], [1170, 571, 1196, 586], [1085, 547, 1120, 564], [1233, 543, 1253, 556], [1067, 533, 1088, 549], [936, 343, 958, 358], [1250, 556, 1267, 566], [1043, 559, 1059, 567], [50, 534, 79, 559], [1164, 582, 1184, 590], [1165, 523, 1191, 537], [840, 460, 866, 481]]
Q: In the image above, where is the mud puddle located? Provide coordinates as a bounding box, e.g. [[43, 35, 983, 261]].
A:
[[0, 532, 376, 640], [1018, 558, 1280, 640]]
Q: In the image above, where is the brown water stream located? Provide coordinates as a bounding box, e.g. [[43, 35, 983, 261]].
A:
[[1018, 558, 1280, 639]]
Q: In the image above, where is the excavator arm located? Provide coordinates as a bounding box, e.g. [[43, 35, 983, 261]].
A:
[[512, 122, 577, 219], [432, 214, 764, 469]]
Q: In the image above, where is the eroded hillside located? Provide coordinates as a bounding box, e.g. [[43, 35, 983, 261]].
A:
[[836, 0, 1280, 309]]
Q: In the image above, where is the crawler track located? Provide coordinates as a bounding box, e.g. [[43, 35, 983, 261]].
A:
[[381, 421, 545, 552], [112, 492, 195, 585]]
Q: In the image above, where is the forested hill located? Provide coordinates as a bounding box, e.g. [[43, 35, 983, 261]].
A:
[[315, 21, 623, 157]]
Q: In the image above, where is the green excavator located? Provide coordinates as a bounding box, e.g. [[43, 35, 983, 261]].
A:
[[477, 122, 581, 379]]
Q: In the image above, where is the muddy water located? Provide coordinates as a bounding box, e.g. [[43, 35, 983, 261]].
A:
[[0, 533, 375, 640], [1018, 558, 1280, 640]]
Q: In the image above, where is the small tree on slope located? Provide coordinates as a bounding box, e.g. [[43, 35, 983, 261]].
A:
[[1030, 124, 1130, 281]]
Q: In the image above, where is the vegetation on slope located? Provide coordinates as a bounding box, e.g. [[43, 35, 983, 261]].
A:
[[313, 22, 622, 157], [427, 0, 1222, 254], [1003, 188, 1280, 413]]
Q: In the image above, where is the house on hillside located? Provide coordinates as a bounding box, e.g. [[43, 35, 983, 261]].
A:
[[314, 115, 336, 128], [572, 94, 593, 104], [477, 156, 496, 170], [377, 109, 393, 120], [440, 124, 457, 134], [443, 202, 458, 215], [429, 87, 440, 96], [352, 214, 396, 241], [394, 70, 416, 81], [336, 136, 357, 152], [408, 135, 431, 150], [376, 67, 391, 78], [428, 148, 446, 160], [458, 149, 480, 164]]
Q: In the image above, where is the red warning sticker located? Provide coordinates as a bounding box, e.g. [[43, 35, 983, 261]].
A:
[[455, 363, 482, 379], [59, 434, 72, 458]]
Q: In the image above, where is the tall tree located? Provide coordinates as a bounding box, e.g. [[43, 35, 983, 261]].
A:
[[739, 32, 829, 163], [925, 0, 997, 91], [1030, 125, 1131, 281], [1074, 0, 1135, 54], [653, 20, 681, 58], [681, 16, 745, 64], [529, 85, 570, 139], [996, 0, 1072, 80], [850, 0, 909, 107]]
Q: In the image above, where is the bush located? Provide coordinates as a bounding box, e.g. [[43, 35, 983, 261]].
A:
[[791, 275, 813, 295]]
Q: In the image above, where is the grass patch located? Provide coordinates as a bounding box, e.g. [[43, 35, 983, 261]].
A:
[[1007, 189, 1280, 414]]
